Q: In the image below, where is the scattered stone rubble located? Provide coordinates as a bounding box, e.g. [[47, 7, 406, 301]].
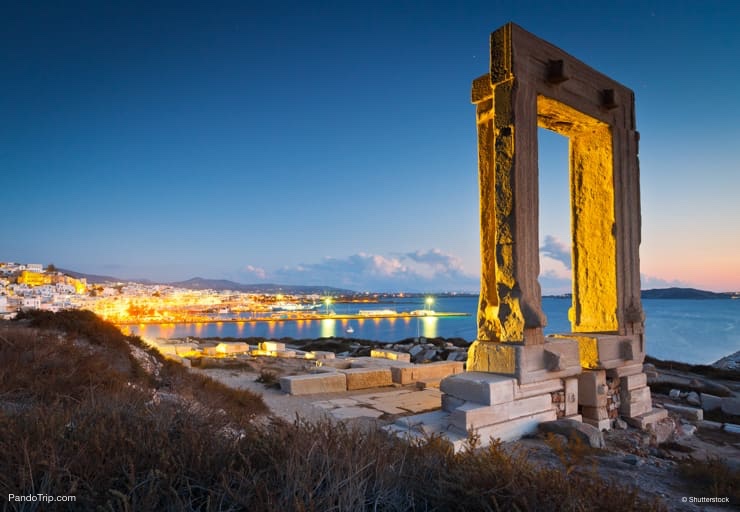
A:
[[645, 361, 740, 437], [144, 335, 468, 395], [150, 334, 739, 448]]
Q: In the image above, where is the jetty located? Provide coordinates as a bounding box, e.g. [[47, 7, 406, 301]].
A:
[[115, 310, 470, 326]]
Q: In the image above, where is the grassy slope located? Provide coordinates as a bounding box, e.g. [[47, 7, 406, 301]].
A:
[[0, 310, 667, 511]]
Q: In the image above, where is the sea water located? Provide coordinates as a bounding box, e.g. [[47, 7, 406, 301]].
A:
[[127, 296, 740, 365]]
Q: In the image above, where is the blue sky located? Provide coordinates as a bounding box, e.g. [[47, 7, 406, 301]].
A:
[[3, 1, 739, 292]]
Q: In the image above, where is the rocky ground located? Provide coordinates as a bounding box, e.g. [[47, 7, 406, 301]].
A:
[[185, 338, 739, 511]]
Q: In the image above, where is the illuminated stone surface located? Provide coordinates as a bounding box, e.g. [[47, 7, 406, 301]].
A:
[[215, 342, 250, 354], [370, 349, 412, 363], [389, 23, 656, 448], [259, 341, 286, 352], [341, 368, 393, 390], [390, 361, 464, 385], [468, 22, 644, 371], [279, 373, 346, 395]]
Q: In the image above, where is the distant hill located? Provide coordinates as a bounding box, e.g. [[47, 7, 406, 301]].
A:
[[641, 287, 729, 299], [168, 277, 355, 295], [58, 268, 155, 284], [57, 270, 354, 295]]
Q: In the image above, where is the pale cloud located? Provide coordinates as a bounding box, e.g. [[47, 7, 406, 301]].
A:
[[538, 235, 573, 295], [540, 235, 572, 270], [640, 273, 690, 289], [246, 249, 479, 292], [243, 264, 267, 280], [230, 244, 691, 294]]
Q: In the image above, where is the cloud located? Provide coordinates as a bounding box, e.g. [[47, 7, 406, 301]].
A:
[[538, 235, 573, 295], [241, 249, 478, 292], [540, 235, 572, 270], [538, 274, 572, 296], [640, 273, 690, 289], [243, 264, 267, 280]]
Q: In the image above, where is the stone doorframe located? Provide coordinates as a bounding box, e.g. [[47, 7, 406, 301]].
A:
[[467, 23, 645, 375]]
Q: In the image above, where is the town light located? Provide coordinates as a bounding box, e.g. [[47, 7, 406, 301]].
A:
[[425, 296, 434, 311]]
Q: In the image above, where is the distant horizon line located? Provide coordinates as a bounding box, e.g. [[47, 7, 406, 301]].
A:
[[57, 270, 740, 296], [3, 262, 738, 295]]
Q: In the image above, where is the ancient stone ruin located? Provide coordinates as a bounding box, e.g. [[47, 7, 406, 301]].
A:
[[390, 23, 666, 450]]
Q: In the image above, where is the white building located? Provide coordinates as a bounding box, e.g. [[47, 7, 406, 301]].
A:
[[21, 297, 42, 310]]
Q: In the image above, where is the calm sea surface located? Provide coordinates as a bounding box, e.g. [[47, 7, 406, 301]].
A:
[[126, 296, 740, 365]]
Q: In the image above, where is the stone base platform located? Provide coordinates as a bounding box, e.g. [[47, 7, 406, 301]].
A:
[[280, 359, 464, 395], [386, 372, 578, 452]]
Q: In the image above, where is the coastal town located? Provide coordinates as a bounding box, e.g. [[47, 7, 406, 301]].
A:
[[0, 261, 316, 322], [0, 261, 462, 325]]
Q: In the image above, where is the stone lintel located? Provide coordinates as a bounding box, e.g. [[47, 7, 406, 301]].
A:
[[489, 22, 634, 125]]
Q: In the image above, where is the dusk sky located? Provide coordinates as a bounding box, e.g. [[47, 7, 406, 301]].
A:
[[3, 1, 739, 293]]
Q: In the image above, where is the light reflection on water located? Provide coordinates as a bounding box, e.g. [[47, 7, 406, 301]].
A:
[[123, 297, 740, 364]]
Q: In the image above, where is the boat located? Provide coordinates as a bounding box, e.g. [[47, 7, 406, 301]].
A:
[[346, 325, 354, 334]]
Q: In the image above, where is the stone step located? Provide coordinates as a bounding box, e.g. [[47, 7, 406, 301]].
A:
[[456, 410, 558, 449], [440, 372, 516, 406], [623, 407, 668, 430], [387, 408, 558, 453], [449, 393, 553, 432]]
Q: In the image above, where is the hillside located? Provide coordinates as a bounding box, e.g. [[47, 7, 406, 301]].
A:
[[0, 310, 670, 510], [641, 287, 730, 299], [58, 269, 355, 294], [169, 277, 355, 295]]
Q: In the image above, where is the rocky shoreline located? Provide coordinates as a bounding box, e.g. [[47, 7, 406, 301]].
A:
[[712, 349, 740, 371], [185, 334, 740, 371]]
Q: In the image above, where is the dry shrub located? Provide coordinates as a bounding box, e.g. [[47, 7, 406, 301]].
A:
[[256, 369, 280, 388], [157, 358, 268, 421], [1, 315, 666, 511], [678, 457, 740, 505]]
